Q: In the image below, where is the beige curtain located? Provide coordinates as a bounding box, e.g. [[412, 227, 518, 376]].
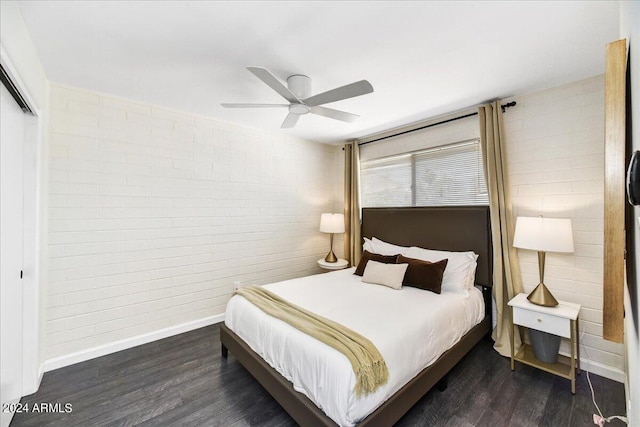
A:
[[479, 101, 524, 357], [344, 142, 362, 267]]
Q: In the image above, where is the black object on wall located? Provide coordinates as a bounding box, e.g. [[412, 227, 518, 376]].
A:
[[624, 46, 638, 337], [627, 151, 640, 205], [0, 64, 32, 114]]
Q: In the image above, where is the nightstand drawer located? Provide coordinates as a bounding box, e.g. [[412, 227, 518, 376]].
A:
[[512, 307, 570, 338]]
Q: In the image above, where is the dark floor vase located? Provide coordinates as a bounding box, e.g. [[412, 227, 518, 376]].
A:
[[529, 329, 562, 363]]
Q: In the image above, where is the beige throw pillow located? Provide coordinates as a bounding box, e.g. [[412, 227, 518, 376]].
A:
[[361, 260, 408, 290]]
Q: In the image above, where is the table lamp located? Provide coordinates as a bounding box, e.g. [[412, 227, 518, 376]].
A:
[[319, 213, 345, 263], [513, 216, 574, 307]]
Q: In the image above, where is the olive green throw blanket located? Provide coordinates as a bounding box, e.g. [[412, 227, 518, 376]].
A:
[[234, 286, 389, 397]]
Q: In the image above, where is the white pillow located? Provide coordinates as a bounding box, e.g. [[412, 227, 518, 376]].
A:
[[361, 260, 408, 290], [405, 246, 478, 295], [370, 237, 410, 256], [363, 237, 374, 253], [466, 262, 478, 289]]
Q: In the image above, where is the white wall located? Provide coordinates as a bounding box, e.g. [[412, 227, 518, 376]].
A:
[[0, 1, 49, 394], [503, 75, 624, 381], [44, 84, 341, 367], [621, 1, 639, 424], [0, 2, 48, 109]]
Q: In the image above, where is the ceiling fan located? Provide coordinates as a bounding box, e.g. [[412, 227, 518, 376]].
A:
[[221, 67, 374, 129]]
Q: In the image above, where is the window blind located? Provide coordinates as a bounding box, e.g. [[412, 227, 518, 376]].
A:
[[360, 139, 488, 208]]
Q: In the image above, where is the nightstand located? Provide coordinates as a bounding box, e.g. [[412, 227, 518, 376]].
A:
[[508, 293, 581, 393], [317, 258, 349, 270]]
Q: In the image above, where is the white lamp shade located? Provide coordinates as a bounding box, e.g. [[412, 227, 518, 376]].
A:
[[513, 216, 574, 253], [319, 213, 345, 233]]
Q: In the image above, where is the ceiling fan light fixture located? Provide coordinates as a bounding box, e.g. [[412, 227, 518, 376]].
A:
[[289, 104, 310, 115]]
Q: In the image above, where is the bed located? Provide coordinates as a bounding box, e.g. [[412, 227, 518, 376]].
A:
[[220, 206, 493, 426]]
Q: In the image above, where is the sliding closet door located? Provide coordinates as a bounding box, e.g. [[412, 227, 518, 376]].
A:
[[0, 83, 25, 427]]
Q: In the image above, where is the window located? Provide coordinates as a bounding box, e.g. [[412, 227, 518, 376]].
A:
[[360, 139, 488, 208]]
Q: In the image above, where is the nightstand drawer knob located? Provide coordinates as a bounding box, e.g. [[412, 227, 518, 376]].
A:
[[537, 318, 542, 323]]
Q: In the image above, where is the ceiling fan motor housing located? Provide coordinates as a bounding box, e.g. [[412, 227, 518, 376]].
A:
[[287, 74, 312, 99]]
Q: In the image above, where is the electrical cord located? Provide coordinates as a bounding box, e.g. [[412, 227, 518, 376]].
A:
[[579, 328, 628, 425]]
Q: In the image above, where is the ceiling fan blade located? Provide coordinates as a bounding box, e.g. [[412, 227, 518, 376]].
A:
[[303, 80, 373, 107], [281, 113, 300, 128], [310, 106, 359, 123], [247, 67, 300, 104], [221, 103, 289, 108]]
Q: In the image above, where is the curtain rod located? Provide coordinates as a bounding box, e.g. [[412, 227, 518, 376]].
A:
[[358, 101, 516, 147]]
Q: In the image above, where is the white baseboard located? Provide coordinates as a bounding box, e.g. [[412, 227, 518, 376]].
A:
[[43, 314, 225, 373], [559, 350, 626, 383], [24, 366, 45, 397]]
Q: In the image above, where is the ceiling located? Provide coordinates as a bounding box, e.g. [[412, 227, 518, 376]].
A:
[[17, 1, 620, 144]]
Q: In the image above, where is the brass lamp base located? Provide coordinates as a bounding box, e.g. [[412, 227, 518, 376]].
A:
[[324, 232, 338, 263], [527, 282, 559, 307], [324, 250, 338, 263]]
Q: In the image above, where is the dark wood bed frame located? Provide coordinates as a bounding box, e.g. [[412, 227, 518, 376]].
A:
[[220, 206, 493, 426]]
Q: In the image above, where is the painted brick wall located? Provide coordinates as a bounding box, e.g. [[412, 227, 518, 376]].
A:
[[504, 75, 624, 379], [45, 84, 341, 360]]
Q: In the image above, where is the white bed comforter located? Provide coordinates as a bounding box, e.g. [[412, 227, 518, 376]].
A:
[[224, 267, 484, 427]]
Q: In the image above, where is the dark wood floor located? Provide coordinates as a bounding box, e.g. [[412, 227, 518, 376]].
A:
[[11, 324, 626, 427]]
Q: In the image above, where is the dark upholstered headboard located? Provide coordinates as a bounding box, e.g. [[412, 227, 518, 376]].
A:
[[361, 206, 493, 288]]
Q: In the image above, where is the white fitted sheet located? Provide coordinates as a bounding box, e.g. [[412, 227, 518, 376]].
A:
[[225, 268, 485, 427]]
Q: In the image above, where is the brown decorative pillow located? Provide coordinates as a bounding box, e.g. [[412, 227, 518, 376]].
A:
[[396, 254, 448, 294], [354, 250, 399, 276]]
